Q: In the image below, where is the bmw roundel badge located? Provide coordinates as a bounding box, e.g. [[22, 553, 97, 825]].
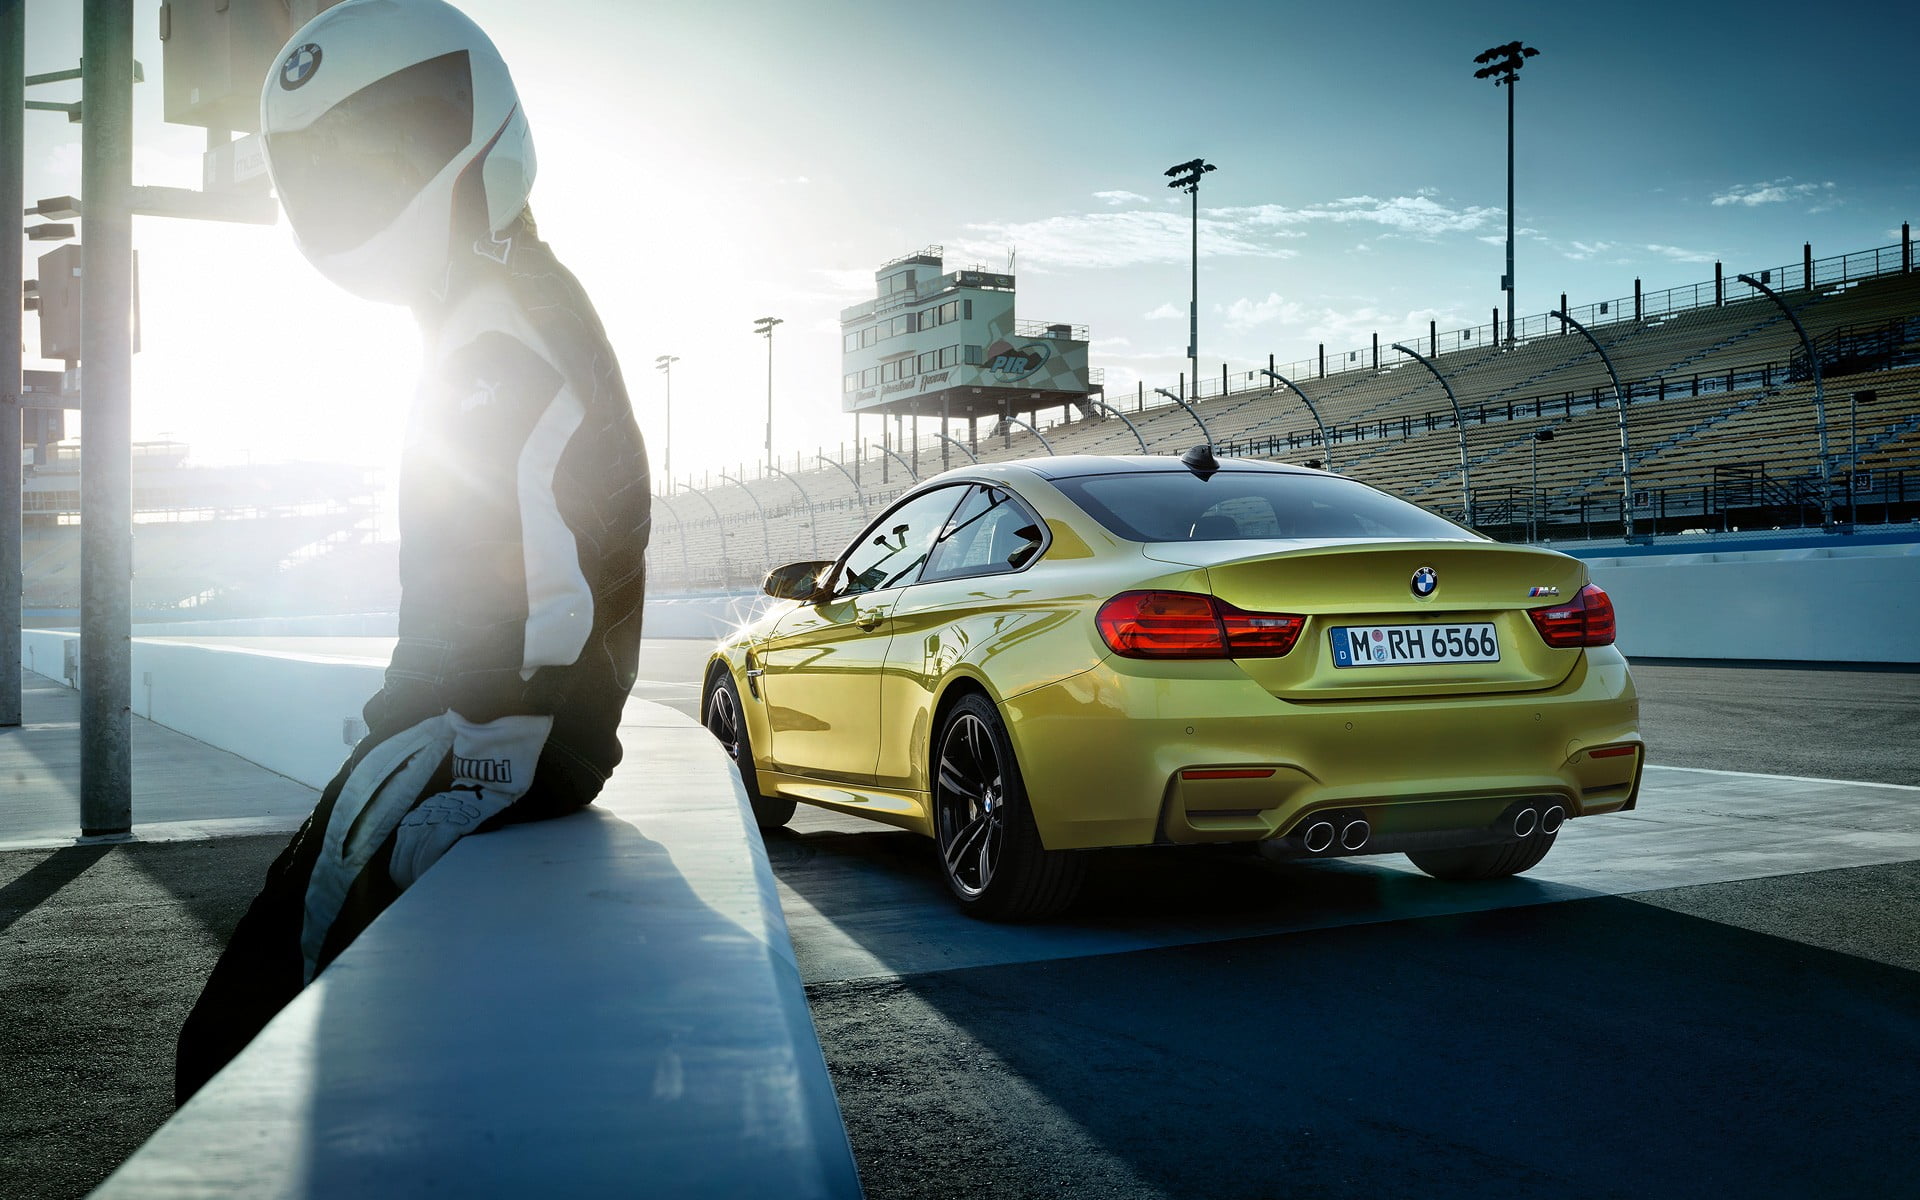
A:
[[280, 43, 322, 91], [1411, 566, 1438, 598]]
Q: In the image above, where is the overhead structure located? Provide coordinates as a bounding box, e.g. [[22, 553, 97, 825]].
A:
[[839, 246, 1093, 428]]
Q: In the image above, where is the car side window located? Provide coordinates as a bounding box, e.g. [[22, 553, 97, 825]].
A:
[[922, 486, 1047, 583], [834, 486, 968, 597]]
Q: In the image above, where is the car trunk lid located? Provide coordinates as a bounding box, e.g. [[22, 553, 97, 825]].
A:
[[1143, 538, 1587, 699]]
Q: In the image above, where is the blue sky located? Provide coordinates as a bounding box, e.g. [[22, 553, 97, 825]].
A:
[[16, 0, 1917, 486]]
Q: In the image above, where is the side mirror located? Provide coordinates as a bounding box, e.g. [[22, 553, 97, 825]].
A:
[[763, 560, 832, 602]]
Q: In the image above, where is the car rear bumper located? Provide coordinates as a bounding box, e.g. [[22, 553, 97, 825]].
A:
[[1001, 646, 1641, 850]]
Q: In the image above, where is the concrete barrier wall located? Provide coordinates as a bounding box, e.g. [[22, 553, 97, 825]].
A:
[[91, 695, 863, 1198], [22, 630, 384, 789], [1587, 541, 1920, 663]]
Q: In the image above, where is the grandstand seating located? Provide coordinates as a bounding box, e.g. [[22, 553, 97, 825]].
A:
[[648, 253, 1920, 590]]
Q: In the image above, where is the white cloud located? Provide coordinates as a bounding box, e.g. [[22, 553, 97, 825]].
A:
[[1711, 178, 1837, 208], [1093, 190, 1149, 206], [1643, 242, 1719, 264], [1220, 194, 1502, 238], [1562, 240, 1617, 261], [953, 209, 1295, 271], [1221, 292, 1303, 333], [1143, 302, 1183, 320]]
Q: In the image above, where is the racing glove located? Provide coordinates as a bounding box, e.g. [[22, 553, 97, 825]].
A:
[[389, 711, 553, 890]]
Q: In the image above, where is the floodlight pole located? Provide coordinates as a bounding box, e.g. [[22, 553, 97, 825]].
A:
[[654, 354, 678, 492], [1165, 157, 1216, 402], [2, 0, 24, 727], [1154, 387, 1214, 447], [1259, 368, 1331, 470], [1474, 42, 1538, 349], [1550, 309, 1633, 537], [1392, 343, 1473, 526], [1738, 273, 1832, 528], [754, 317, 782, 473], [80, 0, 133, 836]]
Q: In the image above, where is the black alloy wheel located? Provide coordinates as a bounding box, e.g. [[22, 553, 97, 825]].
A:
[[704, 669, 795, 830], [931, 693, 1084, 919]]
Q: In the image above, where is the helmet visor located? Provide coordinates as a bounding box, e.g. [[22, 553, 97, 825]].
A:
[[268, 50, 476, 257]]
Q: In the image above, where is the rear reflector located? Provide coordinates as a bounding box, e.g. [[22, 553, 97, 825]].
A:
[[1589, 745, 1638, 759], [1096, 590, 1305, 659], [1180, 768, 1277, 780], [1528, 583, 1617, 648]]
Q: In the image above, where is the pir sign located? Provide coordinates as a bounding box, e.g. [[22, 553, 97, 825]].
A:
[[848, 337, 1089, 411]]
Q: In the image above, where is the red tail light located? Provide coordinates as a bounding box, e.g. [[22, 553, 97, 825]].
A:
[[1528, 583, 1616, 648], [1096, 590, 1304, 659]]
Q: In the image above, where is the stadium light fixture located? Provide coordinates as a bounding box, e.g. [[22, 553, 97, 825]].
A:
[[1737, 273, 1832, 528], [1473, 40, 1538, 349], [753, 316, 782, 472], [1165, 157, 1217, 404], [654, 354, 679, 493]]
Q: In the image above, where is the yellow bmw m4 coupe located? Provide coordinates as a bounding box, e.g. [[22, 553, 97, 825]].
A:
[[702, 450, 1642, 919]]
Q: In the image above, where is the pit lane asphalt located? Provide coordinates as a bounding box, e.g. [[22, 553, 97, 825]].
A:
[[3, 651, 1916, 1199]]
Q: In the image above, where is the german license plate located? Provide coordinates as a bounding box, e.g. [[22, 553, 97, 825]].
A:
[[1330, 623, 1500, 667]]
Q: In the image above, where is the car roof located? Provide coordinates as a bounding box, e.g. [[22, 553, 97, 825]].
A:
[[994, 453, 1313, 482]]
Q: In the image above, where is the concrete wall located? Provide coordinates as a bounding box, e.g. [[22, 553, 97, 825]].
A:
[[22, 630, 383, 789], [1587, 541, 1920, 663], [24, 636, 864, 1197]]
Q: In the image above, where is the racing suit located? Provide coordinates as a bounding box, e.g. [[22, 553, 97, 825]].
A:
[[175, 213, 650, 1104]]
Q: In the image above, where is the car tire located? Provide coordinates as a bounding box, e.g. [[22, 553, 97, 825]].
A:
[[1406, 828, 1557, 881], [932, 692, 1084, 920], [704, 668, 795, 830]]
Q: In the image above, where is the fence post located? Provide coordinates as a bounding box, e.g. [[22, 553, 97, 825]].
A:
[[1904, 223, 1912, 274], [1715, 262, 1724, 306], [1804, 242, 1814, 290], [1372, 332, 1379, 369], [1318, 343, 1325, 380], [1634, 277, 1642, 322]]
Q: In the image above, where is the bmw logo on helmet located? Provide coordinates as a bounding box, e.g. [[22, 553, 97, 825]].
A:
[[1411, 566, 1438, 598], [280, 43, 322, 91]]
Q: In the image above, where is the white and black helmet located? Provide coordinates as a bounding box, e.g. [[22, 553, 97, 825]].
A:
[[260, 0, 536, 303]]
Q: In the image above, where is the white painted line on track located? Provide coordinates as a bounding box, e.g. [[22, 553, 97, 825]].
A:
[[1646, 763, 1920, 791]]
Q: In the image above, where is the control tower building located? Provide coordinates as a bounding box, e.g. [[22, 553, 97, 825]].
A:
[[840, 246, 1093, 463]]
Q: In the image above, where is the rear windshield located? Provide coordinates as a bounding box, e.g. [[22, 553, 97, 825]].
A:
[[1051, 470, 1475, 542]]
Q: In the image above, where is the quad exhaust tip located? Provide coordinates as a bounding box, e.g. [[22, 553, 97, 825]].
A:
[[1339, 818, 1371, 851], [1302, 820, 1337, 854], [1512, 807, 1539, 838], [1541, 804, 1567, 835]]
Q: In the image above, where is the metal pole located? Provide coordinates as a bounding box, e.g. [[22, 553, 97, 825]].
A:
[[1189, 182, 1199, 398], [765, 465, 817, 557], [816, 453, 866, 509], [764, 329, 773, 471], [1550, 309, 1633, 537], [685, 485, 729, 588], [1, 0, 24, 727], [1392, 343, 1472, 526], [998, 414, 1053, 456], [1082, 397, 1147, 453], [1505, 76, 1516, 348], [1259, 369, 1331, 471], [719, 473, 771, 569], [933, 431, 979, 464], [1738, 274, 1832, 527], [1154, 387, 1213, 446], [80, 0, 133, 836]]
